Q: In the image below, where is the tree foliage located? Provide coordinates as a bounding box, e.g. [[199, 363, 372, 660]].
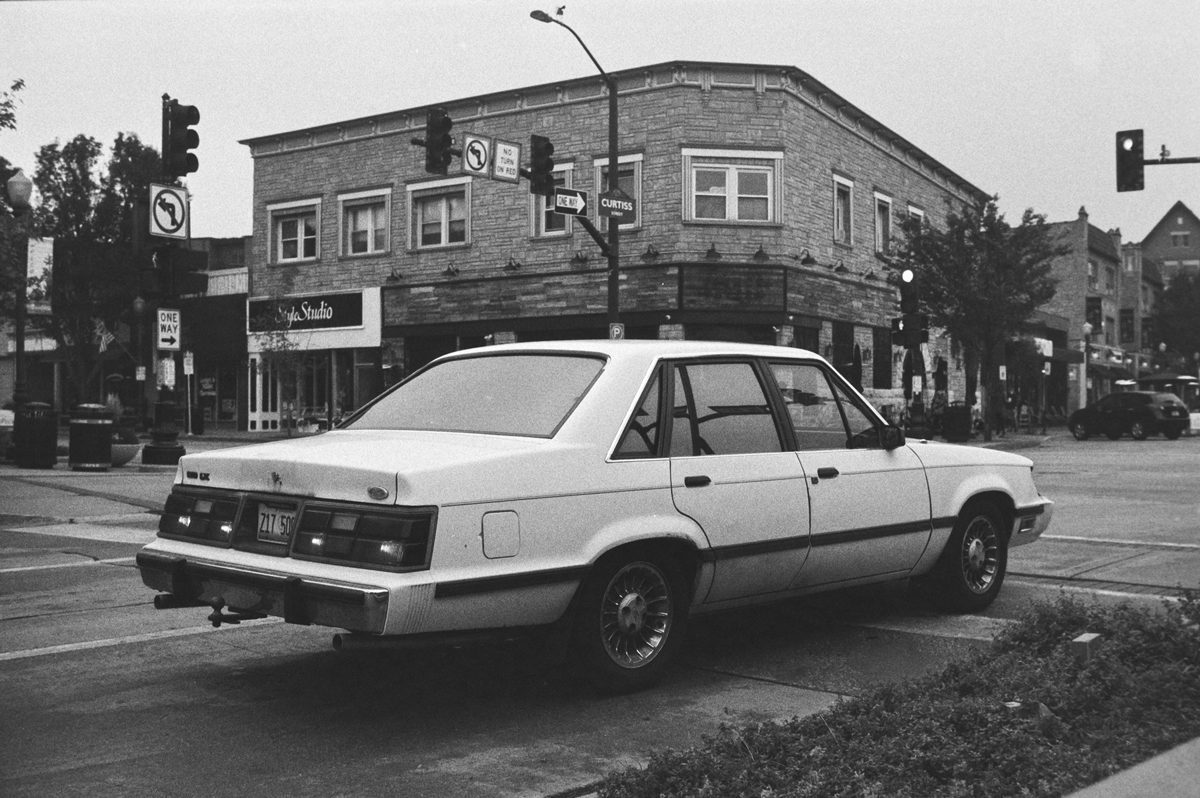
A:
[[26, 132, 161, 406], [892, 197, 1064, 440]]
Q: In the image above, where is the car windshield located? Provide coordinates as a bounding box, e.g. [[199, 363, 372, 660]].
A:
[[346, 353, 605, 437]]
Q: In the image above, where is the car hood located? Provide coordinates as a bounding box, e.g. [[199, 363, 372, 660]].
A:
[[173, 429, 572, 505], [905, 439, 1033, 470]]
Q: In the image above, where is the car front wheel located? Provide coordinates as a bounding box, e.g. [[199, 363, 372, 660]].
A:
[[1130, 420, 1149, 440], [572, 552, 690, 693], [1070, 421, 1090, 441], [931, 501, 1008, 613]]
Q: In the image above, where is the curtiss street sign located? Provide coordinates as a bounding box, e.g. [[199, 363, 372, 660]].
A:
[[552, 187, 589, 216], [599, 188, 636, 222]]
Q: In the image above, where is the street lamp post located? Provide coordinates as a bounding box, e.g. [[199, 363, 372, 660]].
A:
[[6, 168, 33, 410], [530, 10, 621, 333], [1080, 322, 1093, 410]]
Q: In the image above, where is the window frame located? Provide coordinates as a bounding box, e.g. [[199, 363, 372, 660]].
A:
[[874, 191, 893, 254], [682, 148, 783, 225], [407, 176, 472, 251], [268, 198, 321, 265], [833, 174, 854, 246], [338, 188, 391, 257], [593, 153, 643, 231], [531, 162, 574, 238]]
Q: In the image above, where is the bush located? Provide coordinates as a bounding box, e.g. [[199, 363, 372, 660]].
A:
[[600, 593, 1200, 798]]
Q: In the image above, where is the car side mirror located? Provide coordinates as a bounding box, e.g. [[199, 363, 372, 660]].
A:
[[880, 425, 906, 450]]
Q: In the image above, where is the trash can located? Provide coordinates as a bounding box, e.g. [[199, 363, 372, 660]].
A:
[[942, 401, 972, 443], [69, 403, 113, 471], [14, 402, 58, 468]]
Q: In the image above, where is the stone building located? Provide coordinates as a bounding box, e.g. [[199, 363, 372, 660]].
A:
[[239, 60, 987, 432]]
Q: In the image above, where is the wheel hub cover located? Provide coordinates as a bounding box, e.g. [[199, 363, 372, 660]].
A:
[[967, 538, 986, 571], [617, 592, 647, 635]]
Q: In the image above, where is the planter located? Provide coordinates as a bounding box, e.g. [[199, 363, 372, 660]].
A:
[[110, 442, 142, 467]]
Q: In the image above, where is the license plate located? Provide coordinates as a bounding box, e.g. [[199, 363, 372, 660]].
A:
[[257, 504, 296, 544]]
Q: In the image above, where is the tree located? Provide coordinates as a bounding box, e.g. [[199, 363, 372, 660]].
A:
[[892, 197, 1064, 441], [1153, 272, 1200, 372], [2, 78, 27, 318], [27, 133, 161, 407]]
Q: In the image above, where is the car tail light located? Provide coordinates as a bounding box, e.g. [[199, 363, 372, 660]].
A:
[[291, 506, 434, 571], [159, 491, 238, 545]]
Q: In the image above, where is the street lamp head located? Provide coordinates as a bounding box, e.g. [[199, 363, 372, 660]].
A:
[[530, 10, 553, 22], [6, 168, 33, 211]]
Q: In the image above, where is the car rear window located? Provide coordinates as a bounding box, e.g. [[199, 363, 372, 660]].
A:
[[1154, 393, 1182, 405], [346, 353, 604, 437]]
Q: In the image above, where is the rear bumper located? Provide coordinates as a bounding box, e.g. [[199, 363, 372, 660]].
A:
[[1011, 498, 1053, 547], [136, 550, 390, 634]]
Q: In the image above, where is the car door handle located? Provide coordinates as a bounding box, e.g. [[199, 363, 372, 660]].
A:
[[684, 475, 711, 488], [816, 467, 840, 479]]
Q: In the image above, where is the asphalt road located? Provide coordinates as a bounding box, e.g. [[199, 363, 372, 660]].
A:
[[1, 432, 1196, 797]]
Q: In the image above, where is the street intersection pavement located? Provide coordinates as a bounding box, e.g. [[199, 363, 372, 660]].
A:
[[1, 429, 1198, 798]]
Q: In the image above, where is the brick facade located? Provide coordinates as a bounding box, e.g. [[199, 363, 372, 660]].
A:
[[241, 61, 987, 426]]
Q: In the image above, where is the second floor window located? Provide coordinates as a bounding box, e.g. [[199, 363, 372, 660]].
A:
[[340, 189, 390, 256], [269, 200, 320, 263], [533, 166, 572, 237], [834, 176, 853, 245], [409, 178, 470, 249], [874, 193, 892, 254], [682, 149, 781, 224], [1171, 232, 1191, 247]]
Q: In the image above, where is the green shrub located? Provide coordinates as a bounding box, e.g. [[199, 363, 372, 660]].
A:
[[600, 593, 1200, 798]]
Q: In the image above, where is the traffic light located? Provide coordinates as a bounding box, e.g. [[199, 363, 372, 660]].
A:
[[424, 108, 453, 174], [163, 98, 200, 179], [153, 245, 208, 296], [1116, 129, 1144, 192], [529, 134, 555, 197], [898, 267, 919, 314]]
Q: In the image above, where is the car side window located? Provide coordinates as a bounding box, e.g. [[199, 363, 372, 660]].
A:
[[613, 372, 661, 459], [669, 362, 782, 456], [769, 361, 882, 450]]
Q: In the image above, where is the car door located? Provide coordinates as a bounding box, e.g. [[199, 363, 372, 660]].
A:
[[765, 360, 932, 588], [666, 360, 811, 603], [1093, 394, 1124, 436]]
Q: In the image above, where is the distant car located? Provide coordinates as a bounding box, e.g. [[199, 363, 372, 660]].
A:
[[138, 340, 1053, 692], [1069, 391, 1189, 441]]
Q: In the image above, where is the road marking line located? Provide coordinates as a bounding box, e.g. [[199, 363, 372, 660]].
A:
[[0, 556, 137, 574], [5, 522, 157, 545], [0, 617, 283, 663], [1043, 534, 1200, 550]]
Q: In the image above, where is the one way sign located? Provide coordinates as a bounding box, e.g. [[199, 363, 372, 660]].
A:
[[157, 308, 181, 351], [552, 187, 588, 216]]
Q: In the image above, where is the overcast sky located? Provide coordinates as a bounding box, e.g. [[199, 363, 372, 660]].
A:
[[3, 0, 1198, 244]]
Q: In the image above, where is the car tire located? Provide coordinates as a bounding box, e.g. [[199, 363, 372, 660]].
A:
[[1104, 427, 1122, 440], [1130, 420, 1148, 440], [1070, 421, 1090, 441], [930, 500, 1008, 613], [571, 551, 690, 694], [1164, 427, 1182, 440]]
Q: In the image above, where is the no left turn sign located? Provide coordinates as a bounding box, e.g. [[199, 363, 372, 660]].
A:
[[150, 183, 189, 240]]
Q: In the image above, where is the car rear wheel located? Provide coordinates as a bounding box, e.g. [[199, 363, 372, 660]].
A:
[[1104, 426, 1122, 440], [572, 552, 690, 693], [930, 501, 1008, 613], [1070, 421, 1090, 441], [1130, 420, 1148, 440], [1164, 427, 1183, 440]]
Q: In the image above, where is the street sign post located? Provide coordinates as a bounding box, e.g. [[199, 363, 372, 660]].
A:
[[552, 187, 589, 216], [157, 308, 181, 351]]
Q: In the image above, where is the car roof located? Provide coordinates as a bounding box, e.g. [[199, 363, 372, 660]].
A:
[[444, 338, 822, 363]]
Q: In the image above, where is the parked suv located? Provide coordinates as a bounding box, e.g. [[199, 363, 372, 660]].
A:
[[1069, 391, 1189, 441]]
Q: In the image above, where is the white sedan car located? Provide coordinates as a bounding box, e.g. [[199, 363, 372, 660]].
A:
[[138, 340, 1052, 692]]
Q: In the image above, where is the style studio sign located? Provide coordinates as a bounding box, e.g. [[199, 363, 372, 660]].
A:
[[248, 292, 363, 333]]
